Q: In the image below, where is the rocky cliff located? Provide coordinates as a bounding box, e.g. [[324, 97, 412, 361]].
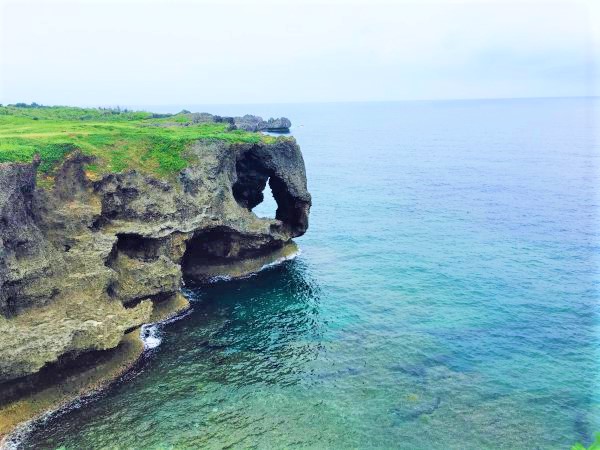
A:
[[233, 115, 292, 132], [0, 137, 310, 386]]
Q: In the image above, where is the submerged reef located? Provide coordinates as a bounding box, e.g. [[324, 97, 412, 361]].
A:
[[0, 105, 310, 440]]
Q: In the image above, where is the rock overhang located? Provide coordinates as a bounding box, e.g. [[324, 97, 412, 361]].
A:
[[0, 132, 311, 384]]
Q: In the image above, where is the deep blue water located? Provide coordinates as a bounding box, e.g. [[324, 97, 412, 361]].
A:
[[24, 98, 600, 449]]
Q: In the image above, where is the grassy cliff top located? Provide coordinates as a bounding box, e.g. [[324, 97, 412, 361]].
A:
[[0, 104, 274, 182]]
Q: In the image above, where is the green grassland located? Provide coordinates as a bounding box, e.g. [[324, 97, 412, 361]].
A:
[[0, 104, 272, 182]]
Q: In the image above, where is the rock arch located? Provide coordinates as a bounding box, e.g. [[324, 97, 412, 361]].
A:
[[232, 143, 311, 237]]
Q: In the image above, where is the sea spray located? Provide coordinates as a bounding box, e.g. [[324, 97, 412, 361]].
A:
[[140, 324, 162, 350], [2, 301, 194, 450], [141, 307, 194, 350], [205, 248, 301, 283], [259, 248, 301, 271]]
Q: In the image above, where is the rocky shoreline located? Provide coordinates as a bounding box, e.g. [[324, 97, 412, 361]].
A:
[[0, 123, 311, 444], [0, 293, 190, 448]]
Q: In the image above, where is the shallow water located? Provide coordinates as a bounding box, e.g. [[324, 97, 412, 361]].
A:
[[23, 98, 600, 449]]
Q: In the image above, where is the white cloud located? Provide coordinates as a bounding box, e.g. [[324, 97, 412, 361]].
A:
[[0, 0, 597, 105]]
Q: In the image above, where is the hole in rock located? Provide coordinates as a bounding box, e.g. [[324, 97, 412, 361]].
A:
[[232, 151, 271, 211], [122, 291, 173, 310], [232, 148, 309, 236], [109, 233, 162, 263], [251, 178, 277, 219], [232, 150, 286, 223]]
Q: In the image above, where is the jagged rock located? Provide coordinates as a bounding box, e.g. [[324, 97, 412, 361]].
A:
[[233, 115, 291, 132], [263, 117, 292, 132], [109, 253, 181, 303], [0, 137, 310, 384], [233, 115, 263, 131], [0, 161, 59, 316]]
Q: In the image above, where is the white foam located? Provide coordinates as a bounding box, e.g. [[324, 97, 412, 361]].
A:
[[1, 381, 111, 449], [259, 248, 301, 272], [139, 307, 193, 350], [207, 274, 232, 283], [2, 250, 302, 447], [140, 323, 162, 349], [2, 429, 24, 450], [206, 248, 302, 283]]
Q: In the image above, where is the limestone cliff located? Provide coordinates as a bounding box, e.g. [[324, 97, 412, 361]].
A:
[[0, 137, 310, 385]]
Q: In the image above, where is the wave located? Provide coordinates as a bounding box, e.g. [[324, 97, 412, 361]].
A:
[[140, 324, 162, 349], [260, 248, 301, 271], [2, 305, 193, 450], [3, 249, 300, 448], [140, 307, 193, 350], [206, 248, 302, 283]]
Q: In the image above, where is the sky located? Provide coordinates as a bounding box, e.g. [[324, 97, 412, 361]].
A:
[[0, 0, 598, 106]]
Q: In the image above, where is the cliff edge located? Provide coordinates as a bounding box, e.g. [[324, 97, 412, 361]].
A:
[[0, 106, 311, 389]]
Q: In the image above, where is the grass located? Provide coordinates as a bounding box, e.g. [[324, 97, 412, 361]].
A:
[[572, 433, 600, 450], [0, 104, 275, 183]]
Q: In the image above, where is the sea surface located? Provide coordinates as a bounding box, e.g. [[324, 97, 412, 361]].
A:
[[23, 98, 600, 449]]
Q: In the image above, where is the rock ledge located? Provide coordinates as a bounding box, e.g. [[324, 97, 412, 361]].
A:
[[0, 136, 310, 385]]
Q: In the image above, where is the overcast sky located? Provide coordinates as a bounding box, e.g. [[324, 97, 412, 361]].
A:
[[0, 0, 598, 106]]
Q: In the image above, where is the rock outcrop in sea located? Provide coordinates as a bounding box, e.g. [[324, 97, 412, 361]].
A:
[[233, 115, 292, 132], [150, 112, 292, 133], [0, 135, 310, 388]]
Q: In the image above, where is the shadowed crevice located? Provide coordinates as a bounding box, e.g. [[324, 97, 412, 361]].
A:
[[232, 147, 310, 236], [180, 226, 283, 283]]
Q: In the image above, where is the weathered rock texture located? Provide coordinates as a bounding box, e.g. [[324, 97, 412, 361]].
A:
[[150, 112, 290, 133], [233, 115, 292, 132], [0, 137, 310, 384]]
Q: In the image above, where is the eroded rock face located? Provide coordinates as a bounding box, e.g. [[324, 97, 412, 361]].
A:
[[0, 137, 310, 384], [233, 115, 292, 132]]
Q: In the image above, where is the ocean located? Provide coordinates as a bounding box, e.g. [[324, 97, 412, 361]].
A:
[[22, 98, 600, 449]]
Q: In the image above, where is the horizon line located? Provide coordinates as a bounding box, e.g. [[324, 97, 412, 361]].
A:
[[2, 95, 598, 110]]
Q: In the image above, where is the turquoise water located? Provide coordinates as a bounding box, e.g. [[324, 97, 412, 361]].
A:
[[24, 98, 600, 449]]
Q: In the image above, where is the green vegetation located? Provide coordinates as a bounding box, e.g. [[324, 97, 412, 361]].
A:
[[0, 104, 272, 182], [573, 433, 600, 450]]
